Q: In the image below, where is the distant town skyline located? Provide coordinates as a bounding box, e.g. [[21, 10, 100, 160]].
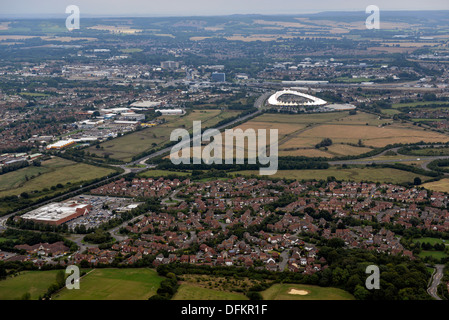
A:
[[2, 0, 449, 17]]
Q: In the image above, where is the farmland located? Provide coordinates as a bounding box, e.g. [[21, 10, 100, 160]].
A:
[[261, 283, 355, 300], [422, 179, 449, 193], [229, 111, 449, 158], [53, 268, 163, 300]]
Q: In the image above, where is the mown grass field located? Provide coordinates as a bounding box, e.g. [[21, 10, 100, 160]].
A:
[[173, 284, 249, 300], [0, 270, 60, 300], [89, 109, 241, 162], [54, 268, 164, 300], [413, 237, 449, 246], [0, 157, 115, 198], [234, 167, 430, 184], [418, 251, 448, 260], [261, 283, 354, 300]]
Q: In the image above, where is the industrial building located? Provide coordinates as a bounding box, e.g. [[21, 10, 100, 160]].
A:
[[155, 109, 184, 115], [46, 139, 76, 150], [21, 201, 92, 226]]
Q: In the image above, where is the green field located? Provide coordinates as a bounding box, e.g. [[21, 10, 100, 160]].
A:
[[139, 169, 191, 178], [413, 237, 449, 246], [0, 270, 60, 300], [381, 108, 402, 115], [418, 251, 448, 260], [261, 283, 354, 300], [89, 109, 241, 162], [391, 101, 449, 109], [234, 167, 430, 184], [54, 268, 164, 300], [0, 157, 115, 198], [173, 283, 248, 300], [19, 92, 49, 98]]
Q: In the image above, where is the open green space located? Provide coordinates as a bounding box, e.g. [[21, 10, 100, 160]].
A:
[[0, 157, 115, 198], [418, 251, 448, 260], [0, 270, 60, 300], [413, 237, 449, 246], [233, 167, 430, 184], [54, 268, 164, 300], [139, 169, 191, 178], [172, 283, 248, 300], [261, 283, 354, 300], [391, 101, 449, 109]]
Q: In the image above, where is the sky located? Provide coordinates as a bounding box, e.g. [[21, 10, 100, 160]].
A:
[[1, 0, 449, 17]]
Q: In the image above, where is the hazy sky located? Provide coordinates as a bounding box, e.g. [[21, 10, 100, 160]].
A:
[[2, 0, 449, 16]]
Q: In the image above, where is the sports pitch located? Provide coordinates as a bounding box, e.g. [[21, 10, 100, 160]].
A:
[[261, 283, 355, 300], [53, 268, 164, 300]]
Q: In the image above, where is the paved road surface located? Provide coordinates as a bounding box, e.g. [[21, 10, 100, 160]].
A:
[[428, 264, 445, 300]]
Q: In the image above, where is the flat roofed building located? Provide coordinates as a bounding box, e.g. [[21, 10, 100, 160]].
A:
[[155, 109, 184, 115], [21, 201, 92, 226], [46, 139, 76, 150]]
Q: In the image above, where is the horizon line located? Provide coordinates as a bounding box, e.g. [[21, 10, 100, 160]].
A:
[[1, 9, 449, 19]]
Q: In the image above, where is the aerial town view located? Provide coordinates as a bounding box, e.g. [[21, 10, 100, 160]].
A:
[[0, 0, 449, 312]]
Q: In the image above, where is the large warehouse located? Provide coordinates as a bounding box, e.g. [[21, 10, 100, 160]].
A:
[[21, 201, 92, 226]]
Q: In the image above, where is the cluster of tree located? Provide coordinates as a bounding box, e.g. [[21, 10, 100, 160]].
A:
[[367, 162, 441, 178], [41, 270, 67, 300], [83, 229, 113, 245], [0, 228, 78, 253], [0, 260, 37, 281], [427, 159, 449, 174], [156, 157, 329, 172], [315, 138, 333, 149], [0, 160, 29, 175], [7, 216, 70, 234], [417, 242, 446, 251], [148, 272, 179, 300]]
